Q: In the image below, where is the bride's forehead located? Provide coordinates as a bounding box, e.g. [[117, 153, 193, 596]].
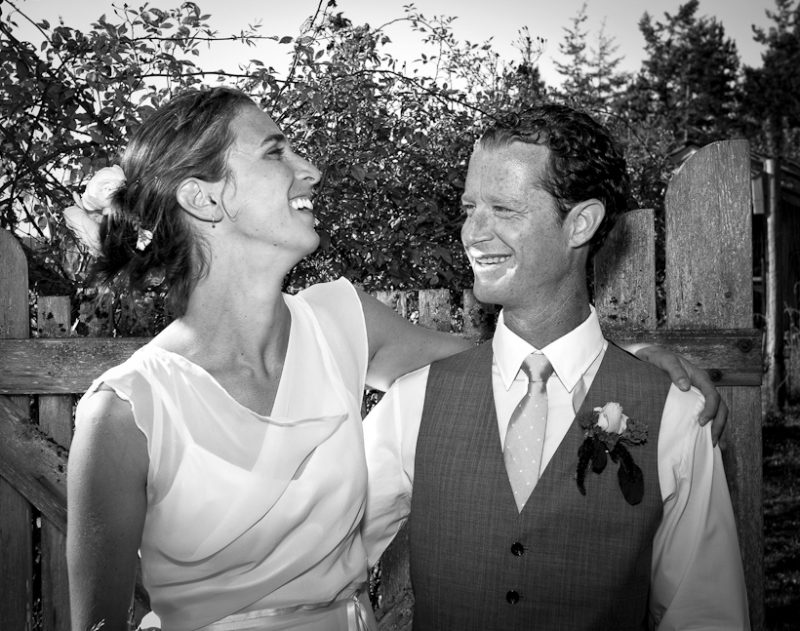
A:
[[230, 106, 282, 141]]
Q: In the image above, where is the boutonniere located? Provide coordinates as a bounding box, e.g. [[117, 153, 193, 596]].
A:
[[576, 402, 648, 506]]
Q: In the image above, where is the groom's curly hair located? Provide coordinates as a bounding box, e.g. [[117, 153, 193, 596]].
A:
[[479, 104, 630, 256]]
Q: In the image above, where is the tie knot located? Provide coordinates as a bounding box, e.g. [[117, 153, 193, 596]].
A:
[[521, 353, 553, 383]]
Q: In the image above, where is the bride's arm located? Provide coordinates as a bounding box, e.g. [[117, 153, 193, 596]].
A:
[[67, 390, 148, 631], [357, 288, 470, 391]]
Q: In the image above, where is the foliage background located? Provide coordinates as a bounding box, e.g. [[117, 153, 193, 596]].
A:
[[3, 0, 798, 335]]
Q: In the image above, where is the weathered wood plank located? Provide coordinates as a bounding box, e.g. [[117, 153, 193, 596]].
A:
[[417, 289, 451, 331], [665, 139, 754, 328], [374, 290, 410, 318], [0, 229, 33, 630], [38, 296, 73, 631], [461, 289, 495, 343], [719, 385, 764, 631], [594, 209, 658, 330], [0, 337, 147, 393], [0, 396, 68, 533], [0, 329, 762, 394], [663, 139, 763, 630], [0, 396, 153, 616], [608, 329, 763, 387]]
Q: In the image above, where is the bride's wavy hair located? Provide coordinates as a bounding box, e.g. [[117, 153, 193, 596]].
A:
[[95, 86, 255, 316]]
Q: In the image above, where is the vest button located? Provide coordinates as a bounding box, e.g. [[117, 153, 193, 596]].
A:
[[510, 541, 525, 556], [506, 590, 520, 604]]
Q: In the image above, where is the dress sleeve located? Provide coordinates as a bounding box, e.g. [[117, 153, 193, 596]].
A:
[[74, 357, 162, 496], [298, 278, 370, 398]]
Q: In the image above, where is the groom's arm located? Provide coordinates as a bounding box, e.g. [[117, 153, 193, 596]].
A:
[[649, 386, 750, 630], [361, 366, 429, 566]]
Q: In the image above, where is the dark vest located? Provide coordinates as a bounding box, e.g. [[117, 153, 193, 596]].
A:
[[409, 342, 670, 631]]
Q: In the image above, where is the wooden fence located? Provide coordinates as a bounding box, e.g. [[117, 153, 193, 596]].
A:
[[0, 139, 764, 630]]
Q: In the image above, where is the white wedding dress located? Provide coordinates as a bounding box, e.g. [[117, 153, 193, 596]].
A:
[[80, 279, 377, 631]]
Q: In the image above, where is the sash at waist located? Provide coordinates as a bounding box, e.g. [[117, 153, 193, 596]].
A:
[[198, 583, 374, 631]]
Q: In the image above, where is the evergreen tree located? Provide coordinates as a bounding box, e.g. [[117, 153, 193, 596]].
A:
[[628, 0, 741, 147], [742, 0, 800, 160], [554, 4, 630, 124]]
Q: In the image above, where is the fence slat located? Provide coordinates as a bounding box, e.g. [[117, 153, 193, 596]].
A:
[[0, 328, 762, 394], [665, 140, 754, 328], [374, 290, 409, 318], [593, 208, 657, 331], [461, 289, 495, 343], [664, 139, 763, 630], [417, 289, 451, 331], [0, 229, 33, 630], [0, 396, 68, 532], [0, 337, 148, 393], [38, 296, 73, 631], [719, 384, 764, 626]]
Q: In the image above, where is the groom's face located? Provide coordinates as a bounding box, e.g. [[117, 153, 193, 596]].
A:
[[460, 141, 574, 313]]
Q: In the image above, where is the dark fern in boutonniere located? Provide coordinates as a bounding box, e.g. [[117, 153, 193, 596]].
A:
[[576, 402, 648, 505]]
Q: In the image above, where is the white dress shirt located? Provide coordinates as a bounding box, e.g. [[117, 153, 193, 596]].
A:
[[362, 307, 750, 630]]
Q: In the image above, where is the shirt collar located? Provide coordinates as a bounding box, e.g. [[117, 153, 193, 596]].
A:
[[492, 305, 606, 393]]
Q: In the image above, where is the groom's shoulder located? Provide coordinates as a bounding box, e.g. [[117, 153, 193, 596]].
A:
[[431, 338, 492, 374], [605, 342, 672, 387]]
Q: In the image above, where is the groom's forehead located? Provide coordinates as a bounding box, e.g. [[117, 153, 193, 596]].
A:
[[465, 143, 550, 190]]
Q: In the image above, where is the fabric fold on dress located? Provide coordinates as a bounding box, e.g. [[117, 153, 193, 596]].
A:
[[152, 412, 348, 562]]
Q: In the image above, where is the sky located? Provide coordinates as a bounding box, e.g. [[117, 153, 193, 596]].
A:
[[7, 0, 779, 85]]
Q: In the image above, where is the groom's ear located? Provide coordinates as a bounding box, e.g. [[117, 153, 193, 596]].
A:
[[565, 199, 605, 248]]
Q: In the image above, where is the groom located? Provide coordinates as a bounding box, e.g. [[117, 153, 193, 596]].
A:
[[363, 104, 749, 629]]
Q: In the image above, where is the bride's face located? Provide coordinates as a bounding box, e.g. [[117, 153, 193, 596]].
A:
[[218, 105, 322, 258]]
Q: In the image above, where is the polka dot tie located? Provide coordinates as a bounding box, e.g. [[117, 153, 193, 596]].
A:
[[503, 353, 554, 512]]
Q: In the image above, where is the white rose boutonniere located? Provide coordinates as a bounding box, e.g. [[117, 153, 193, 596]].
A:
[[576, 402, 648, 505], [595, 402, 628, 434]]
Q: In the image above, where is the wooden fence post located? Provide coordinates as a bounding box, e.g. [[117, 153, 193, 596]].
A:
[[593, 209, 658, 332], [374, 290, 409, 319], [0, 230, 33, 629], [37, 296, 73, 631], [664, 139, 764, 629], [417, 289, 451, 331], [461, 289, 495, 343]]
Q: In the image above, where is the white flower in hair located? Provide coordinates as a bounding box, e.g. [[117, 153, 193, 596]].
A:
[[63, 165, 126, 255], [136, 228, 153, 252], [81, 165, 126, 213]]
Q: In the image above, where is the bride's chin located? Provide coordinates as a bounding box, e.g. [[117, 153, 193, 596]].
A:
[[301, 232, 321, 255]]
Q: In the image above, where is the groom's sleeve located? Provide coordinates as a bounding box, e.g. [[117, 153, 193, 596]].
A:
[[649, 385, 750, 630], [361, 365, 429, 566]]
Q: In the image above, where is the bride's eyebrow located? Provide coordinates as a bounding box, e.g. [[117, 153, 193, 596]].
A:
[[261, 133, 286, 147]]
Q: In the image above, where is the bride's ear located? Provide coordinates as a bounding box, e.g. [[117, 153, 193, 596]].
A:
[[176, 179, 219, 221], [565, 199, 605, 248]]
